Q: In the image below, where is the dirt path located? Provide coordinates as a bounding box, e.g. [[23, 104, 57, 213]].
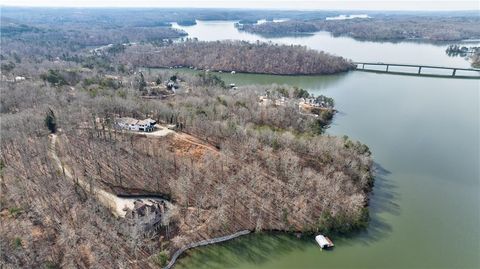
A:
[[49, 134, 171, 217], [174, 133, 219, 153]]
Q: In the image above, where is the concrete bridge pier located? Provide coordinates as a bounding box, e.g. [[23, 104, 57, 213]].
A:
[[418, 66, 422, 74], [386, 65, 389, 72], [452, 69, 457, 76]]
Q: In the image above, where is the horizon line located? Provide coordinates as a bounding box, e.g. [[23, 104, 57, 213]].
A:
[[1, 5, 479, 12]]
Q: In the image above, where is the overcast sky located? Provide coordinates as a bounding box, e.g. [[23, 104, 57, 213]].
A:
[[1, 0, 479, 10]]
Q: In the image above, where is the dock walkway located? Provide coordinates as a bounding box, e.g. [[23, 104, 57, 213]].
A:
[[163, 230, 251, 269]]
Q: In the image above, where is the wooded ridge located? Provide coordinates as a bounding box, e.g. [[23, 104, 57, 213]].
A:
[[116, 40, 354, 75]]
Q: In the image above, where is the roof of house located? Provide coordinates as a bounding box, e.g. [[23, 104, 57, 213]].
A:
[[117, 117, 156, 126], [116, 117, 138, 125], [137, 119, 150, 126]]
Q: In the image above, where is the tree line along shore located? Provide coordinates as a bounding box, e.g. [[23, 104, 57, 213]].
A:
[[237, 16, 480, 42]]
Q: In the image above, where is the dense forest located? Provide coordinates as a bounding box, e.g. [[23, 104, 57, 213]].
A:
[[116, 41, 354, 75], [1, 59, 373, 268], [239, 16, 480, 42], [0, 16, 186, 59], [238, 21, 318, 37], [0, 7, 375, 268], [0, 7, 340, 26]]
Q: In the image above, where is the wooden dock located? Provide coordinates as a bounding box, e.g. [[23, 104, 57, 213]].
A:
[[163, 230, 251, 269], [353, 62, 480, 79]]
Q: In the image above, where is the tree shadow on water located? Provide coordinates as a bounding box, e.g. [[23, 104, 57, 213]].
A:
[[341, 161, 400, 247], [176, 232, 313, 269], [371, 162, 401, 217]]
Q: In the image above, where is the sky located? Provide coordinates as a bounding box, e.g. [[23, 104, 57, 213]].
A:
[[1, 0, 479, 10]]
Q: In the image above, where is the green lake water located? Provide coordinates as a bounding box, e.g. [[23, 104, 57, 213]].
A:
[[167, 21, 480, 269]]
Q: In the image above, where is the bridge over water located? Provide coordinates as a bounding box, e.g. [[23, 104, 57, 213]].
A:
[[354, 62, 480, 79]]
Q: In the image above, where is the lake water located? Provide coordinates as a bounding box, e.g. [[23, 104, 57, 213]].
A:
[[172, 20, 480, 67], [170, 21, 480, 269]]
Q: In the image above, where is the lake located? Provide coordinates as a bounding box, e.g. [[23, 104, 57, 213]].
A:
[[172, 20, 479, 67], [169, 21, 480, 269]]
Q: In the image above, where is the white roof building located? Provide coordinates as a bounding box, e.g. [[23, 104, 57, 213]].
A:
[[315, 235, 334, 249], [115, 117, 156, 132]]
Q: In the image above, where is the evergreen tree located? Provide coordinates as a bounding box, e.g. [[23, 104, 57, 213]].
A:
[[45, 108, 57, 133], [138, 72, 147, 91]]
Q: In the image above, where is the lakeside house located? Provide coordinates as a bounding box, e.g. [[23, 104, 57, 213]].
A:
[[258, 92, 334, 118], [124, 199, 166, 235], [115, 117, 157, 132], [229, 83, 238, 90], [298, 96, 334, 113], [299, 97, 332, 108]]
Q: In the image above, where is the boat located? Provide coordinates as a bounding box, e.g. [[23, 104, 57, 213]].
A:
[[315, 235, 334, 249]]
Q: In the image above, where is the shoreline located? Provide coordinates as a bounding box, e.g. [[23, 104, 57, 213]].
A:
[[163, 230, 251, 269], [142, 66, 353, 77]]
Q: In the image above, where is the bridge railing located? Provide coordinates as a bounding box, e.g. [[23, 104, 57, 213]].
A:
[[353, 62, 480, 79]]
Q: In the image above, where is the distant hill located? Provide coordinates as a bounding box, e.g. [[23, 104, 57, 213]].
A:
[[0, 17, 41, 37]]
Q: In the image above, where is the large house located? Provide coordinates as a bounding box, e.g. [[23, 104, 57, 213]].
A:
[[124, 199, 166, 235], [299, 97, 334, 110], [115, 117, 157, 132]]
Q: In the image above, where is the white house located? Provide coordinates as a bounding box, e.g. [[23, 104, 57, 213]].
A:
[[14, 76, 26, 82], [115, 117, 156, 132], [137, 118, 157, 132]]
